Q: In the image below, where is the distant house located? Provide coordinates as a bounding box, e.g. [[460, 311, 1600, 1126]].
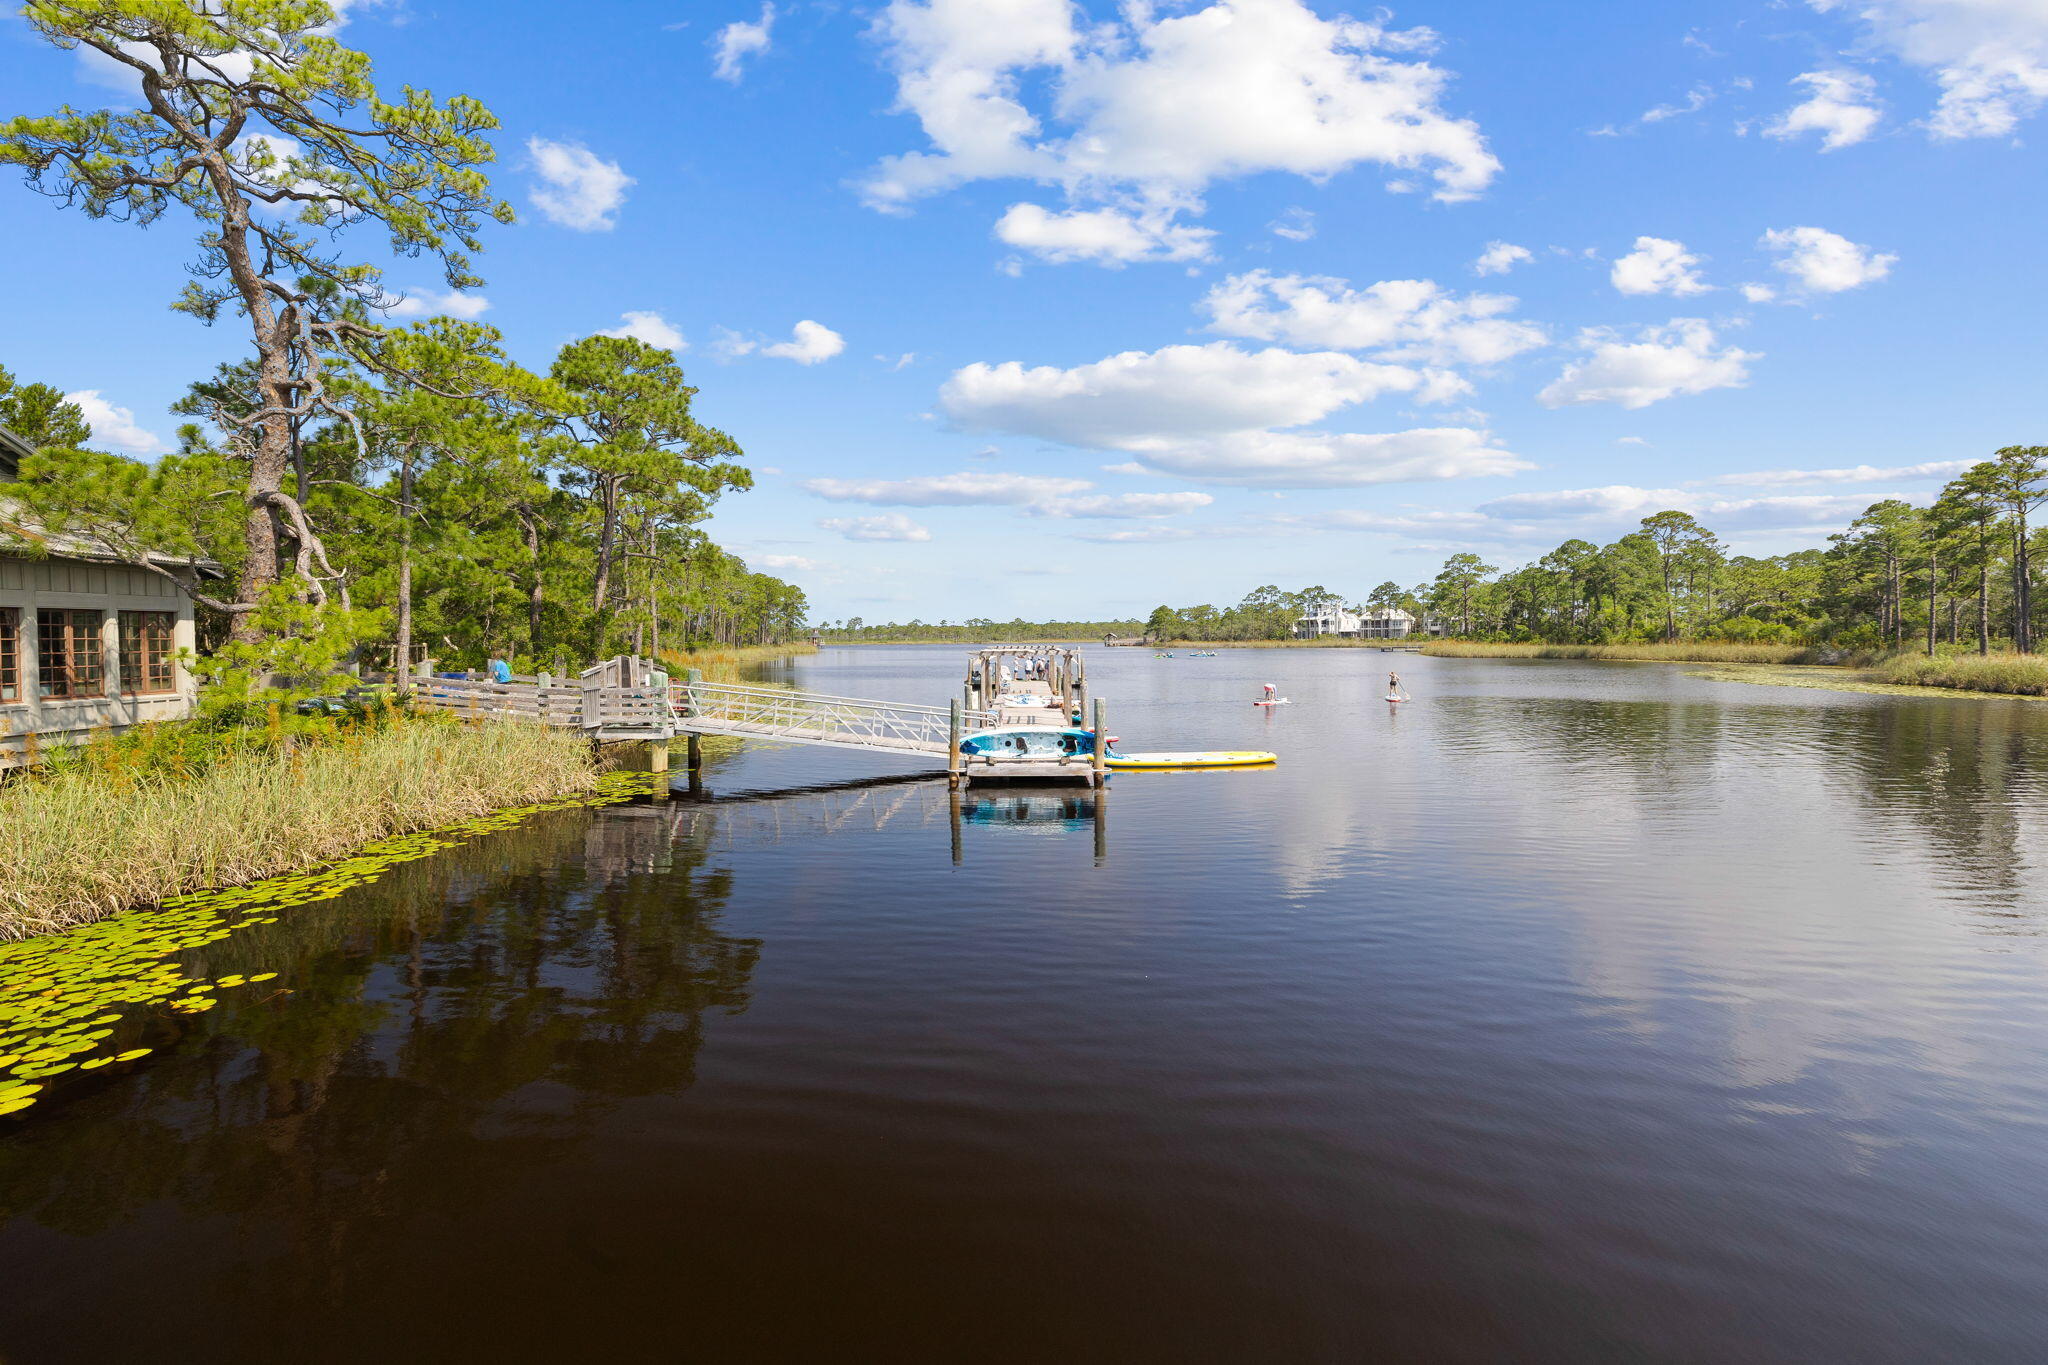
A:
[[0, 426, 201, 770], [1357, 608, 1417, 639], [1293, 601, 1362, 638]]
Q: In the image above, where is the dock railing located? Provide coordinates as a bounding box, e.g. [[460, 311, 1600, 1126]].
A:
[[672, 679, 993, 755]]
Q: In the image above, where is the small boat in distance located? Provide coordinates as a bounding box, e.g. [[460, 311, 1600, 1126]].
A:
[[1107, 750, 1277, 771]]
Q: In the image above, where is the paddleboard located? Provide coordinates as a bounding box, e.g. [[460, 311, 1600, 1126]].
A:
[[1252, 699, 1289, 706], [1107, 750, 1278, 770]]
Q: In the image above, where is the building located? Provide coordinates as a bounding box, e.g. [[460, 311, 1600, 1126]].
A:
[[1357, 608, 1417, 639], [1, 426, 201, 770], [1293, 601, 1363, 638]]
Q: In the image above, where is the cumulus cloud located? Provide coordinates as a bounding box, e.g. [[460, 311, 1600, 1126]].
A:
[[723, 320, 847, 364], [938, 339, 1526, 487], [1609, 236, 1711, 296], [1270, 207, 1317, 241], [820, 513, 934, 541], [64, 391, 168, 455], [861, 0, 1498, 262], [1767, 69, 1884, 149], [527, 138, 634, 231], [1477, 485, 1879, 534], [805, 471, 1092, 505], [1200, 270, 1545, 367], [1699, 459, 1973, 487], [1761, 225, 1896, 294], [1537, 318, 1757, 410], [382, 288, 491, 321], [1472, 240, 1533, 275], [712, 4, 775, 82], [994, 202, 1215, 265], [1740, 283, 1778, 303], [599, 310, 687, 350], [1806, 0, 2048, 139], [751, 552, 822, 572]]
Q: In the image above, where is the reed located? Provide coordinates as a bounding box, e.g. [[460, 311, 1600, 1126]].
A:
[[0, 717, 596, 940], [659, 642, 816, 683], [1417, 641, 1869, 666], [1874, 652, 2048, 696]]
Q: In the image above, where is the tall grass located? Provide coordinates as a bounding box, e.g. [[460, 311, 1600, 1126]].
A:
[[1418, 640, 1875, 666], [660, 642, 816, 682], [1875, 652, 2048, 696], [0, 718, 595, 939]]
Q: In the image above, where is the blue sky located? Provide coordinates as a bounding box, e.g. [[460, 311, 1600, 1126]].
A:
[[4, 0, 2046, 621]]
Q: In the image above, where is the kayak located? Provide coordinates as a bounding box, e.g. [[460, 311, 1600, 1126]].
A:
[[1107, 750, 1278, 771]]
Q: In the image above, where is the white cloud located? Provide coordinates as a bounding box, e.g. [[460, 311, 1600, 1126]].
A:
[[382, 288, 491, 321], [1472, 241, 1533, 276], [527, 138, 634, 231], [1477, 485, 1880, 534], [713, 3, 775, 82], [752, 552, 822, 572], [1537, 318, 1757, 410], [1201, 270, 1545, 367], [1044, 491, 1215, 518], [723, 320, 846, 364], [1610, 235, 1711, 296], [1740, 283, 1778, 303], [63, 391, 167, 455], [994, 202, 1214, 265], [1101, 427, 1529, 489], [1761, 225, 1896, 293], [938, 339, 1527, 487], [820, 513, 935, 541], [1270, 207, 1317, 241], [1699, 459, 1973, 486], [599, 310, 688, 350], [805, 471, 1093, 505], [1616, 435, 1650, 446], [1767, 69, 1884, 149], [1640, 83, 1716, 123], [861, 0, 1498, 262], [1807, 0, 2048, 138]]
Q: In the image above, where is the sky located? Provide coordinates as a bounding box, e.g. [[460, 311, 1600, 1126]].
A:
[[3, 0, 2046, 623]]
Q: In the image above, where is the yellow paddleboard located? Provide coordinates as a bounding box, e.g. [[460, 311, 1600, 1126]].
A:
[[1106, 750, 1278, 770]]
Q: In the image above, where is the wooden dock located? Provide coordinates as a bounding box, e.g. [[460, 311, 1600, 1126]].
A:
[[411, 648, 1110, 788]]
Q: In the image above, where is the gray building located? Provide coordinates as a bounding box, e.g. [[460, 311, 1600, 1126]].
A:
[[1, 426, 201, 769]]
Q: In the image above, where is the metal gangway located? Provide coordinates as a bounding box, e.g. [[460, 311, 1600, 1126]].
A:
[[670, 679, 992, 757]]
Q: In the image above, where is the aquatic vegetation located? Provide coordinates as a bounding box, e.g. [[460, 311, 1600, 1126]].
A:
[[0, 718, 598, 938], [0, 772, 670, 1120], [1419, 641, 1880, 666], [1876, 652, 2048, 697]]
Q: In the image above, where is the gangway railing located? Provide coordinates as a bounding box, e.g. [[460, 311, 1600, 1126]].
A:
[[672, 680, 994, 756]]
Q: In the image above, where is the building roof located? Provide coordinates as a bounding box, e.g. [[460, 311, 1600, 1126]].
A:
[[0, 425, 222, 580]]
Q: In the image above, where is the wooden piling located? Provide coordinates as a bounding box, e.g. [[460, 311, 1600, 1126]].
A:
[[1091, 697, 1107, 786], [947, 698, 963, 788]]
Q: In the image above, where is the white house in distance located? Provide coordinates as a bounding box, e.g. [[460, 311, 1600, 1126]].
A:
[[1293, 601, 1421, 640], [1293, 601, 1362, 638], [0, 426, 201, 770]]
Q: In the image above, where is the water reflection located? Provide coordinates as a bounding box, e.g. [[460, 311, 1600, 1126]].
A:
[[0, 801, 759, 1351]]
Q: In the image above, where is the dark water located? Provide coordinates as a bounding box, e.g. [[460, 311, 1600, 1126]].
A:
[[6, 646, 2048, 1363]]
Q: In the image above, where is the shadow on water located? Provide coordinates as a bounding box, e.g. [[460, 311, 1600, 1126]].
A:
[[0, 801, 761, 1360]]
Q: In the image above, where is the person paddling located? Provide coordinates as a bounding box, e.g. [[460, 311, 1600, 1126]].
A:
[[1387, 671, 1406, 702]]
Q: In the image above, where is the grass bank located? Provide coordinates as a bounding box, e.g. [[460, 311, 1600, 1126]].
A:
[[1418, 640, 1874, 666], [661, 642, 816, 681], [0, 717, 598, 940], [1873, 652, 2048, 696]]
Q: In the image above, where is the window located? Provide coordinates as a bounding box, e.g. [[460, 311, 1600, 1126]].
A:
[[37, 608, 105, 699], [0, 609, 18, 703], [119, 611, 177, 695]]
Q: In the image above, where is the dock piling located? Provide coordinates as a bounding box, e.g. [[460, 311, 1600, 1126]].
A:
[[1092, 698, 1107, 786], [947, 698, 963, 788]]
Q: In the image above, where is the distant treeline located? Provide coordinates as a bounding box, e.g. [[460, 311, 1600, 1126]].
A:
[[816, 617, 1143, 643]]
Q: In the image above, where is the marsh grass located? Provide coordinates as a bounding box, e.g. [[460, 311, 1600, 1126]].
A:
[[1418, 641, 1876, 666], [661, 643, 817, 682], [0, 717, 596, 939], [1875, 652, 2048, 696]]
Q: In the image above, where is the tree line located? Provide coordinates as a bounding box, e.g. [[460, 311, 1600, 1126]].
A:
[[816, 616, 1144, 643], [1138, 448, 2048, 653], [1413, 449, 2047, 652], [0, 2, 805, 677]]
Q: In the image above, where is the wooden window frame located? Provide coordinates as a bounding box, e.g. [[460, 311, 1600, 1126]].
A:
[[118, 610, 178, 696], [36, 608, 107, 700], [0, 608, 18, 704]]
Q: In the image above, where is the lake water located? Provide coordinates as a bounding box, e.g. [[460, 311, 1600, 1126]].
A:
[[5, 645, 2048, 1362]]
